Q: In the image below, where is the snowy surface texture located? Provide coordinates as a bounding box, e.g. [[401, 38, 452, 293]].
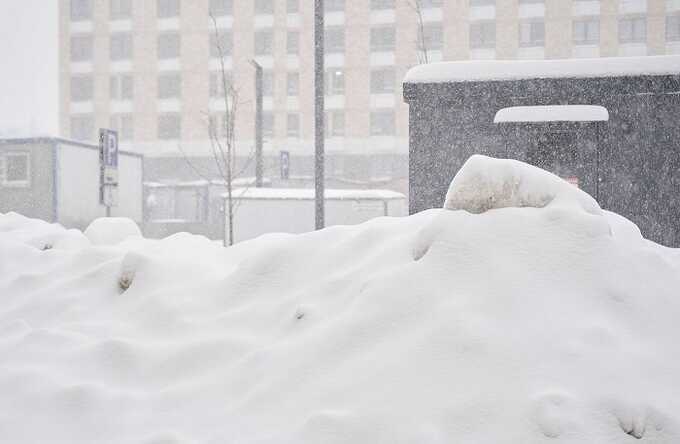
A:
[[403, 55, 680, 83], [1, 156, 680, 443], [494, 105, 609, 123]]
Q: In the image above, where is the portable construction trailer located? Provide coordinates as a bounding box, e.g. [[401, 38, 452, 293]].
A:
[[223, 188, 407, 243], [143, 178, 272, 240], [0, 137, 143, 229], [403, 55, 680, 246]]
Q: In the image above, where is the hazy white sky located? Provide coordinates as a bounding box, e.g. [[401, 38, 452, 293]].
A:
[[0, 0, 58, 137]]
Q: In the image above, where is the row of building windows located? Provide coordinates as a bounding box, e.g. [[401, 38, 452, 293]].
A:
[[70, 109, 397, 142], [471, 16, 678, 48], [70, 24, 442, 63], [70, 0, 446, 21], [70, 15, 680, 64], [69, 67, 401, 103], [73, 0, 680, 21]]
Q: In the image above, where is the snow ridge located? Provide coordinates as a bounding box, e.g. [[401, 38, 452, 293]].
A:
[[0, 158, 679, 443]]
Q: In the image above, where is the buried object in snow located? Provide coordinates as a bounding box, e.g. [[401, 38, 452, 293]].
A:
[[443, 155, 602, 216]]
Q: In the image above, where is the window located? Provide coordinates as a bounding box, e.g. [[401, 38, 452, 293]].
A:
[[71, 114, 94, 141], [70, 35, 93, 62], [370, 68, 395, 94], [147, 186, 208, 223], [668, 16, 680, 41], [209, 0, 232, 16], [210, 32, 233, 58], [157, 0, 180, 18], [263, 71, 275, 96], [371, 27, 396, 52], [619, 16, 646, 43], [371, 0, 395, 9], [326, 27, 345, 53], [110, 74, 134, 100], [470, 22, 496, 48], [70, 76, 93, 102], [287, 0, 299, 13], [71, 0, 92, 21], [287, 31, 299, 54], [255, 0, 274, 14], [325, 0, 345, 12], [370, 110, 395, 136], [420, 0, 443, 8], [263, 112, 274, 138], [158, 73, 181, 99], [421, 24, 443, 50], [158, 32, 180, 59], [287, 72, 299, 96], [158, 113, 181, 139], [470, 0, 495, 6], [110, 114, 134, 141], [255, 30, 274, 55], [110, 33, 133, 60], [208, 113, 229, 137], [326, 110, 345, 137], [287, 113, 300, 137], [3, 152, 31, 187], [210, 71, 232, 98], [519, 21, 545, 47], [573, 19, 600, 44], [326, 68, 345, 95], [110, 0, 132, 19], [620, 0, 647, 11]]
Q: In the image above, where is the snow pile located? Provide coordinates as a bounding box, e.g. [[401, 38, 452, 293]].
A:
[[83, 217, 142, 245], [445, 155, 602, 216], [1, 156, 680, 443]]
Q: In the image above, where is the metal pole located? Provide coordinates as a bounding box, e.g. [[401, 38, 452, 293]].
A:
[[314, 0, 325, 229], [251, 60, 264, 187]]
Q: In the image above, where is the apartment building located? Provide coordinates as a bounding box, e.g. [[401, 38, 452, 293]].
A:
[[59, 0, 680, 184]]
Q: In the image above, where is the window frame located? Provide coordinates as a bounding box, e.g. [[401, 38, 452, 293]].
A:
[[158, 113, 182, 140], [2, 152, 31, 188], [157, 0, 180, 18], [370, 110, 396, 136], [71, 0, 93, 22], [110, 0, 133, 20]]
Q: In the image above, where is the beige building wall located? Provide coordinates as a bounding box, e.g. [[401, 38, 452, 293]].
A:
[[59, 0, 680, 158]]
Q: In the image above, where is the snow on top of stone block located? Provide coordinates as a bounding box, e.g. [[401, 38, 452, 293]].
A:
[[494, 105, 609, 123], [404, 55, 680, 84], [444, 155, 603, 216]]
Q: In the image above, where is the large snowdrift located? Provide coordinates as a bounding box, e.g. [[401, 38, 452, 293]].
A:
[[1, 157, 679, 443]]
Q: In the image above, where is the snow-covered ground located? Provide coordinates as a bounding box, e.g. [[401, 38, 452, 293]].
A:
[[1, 156, 679, 443]]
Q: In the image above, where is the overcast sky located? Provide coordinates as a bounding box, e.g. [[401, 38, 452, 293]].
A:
[[0, 0, 58, 137]]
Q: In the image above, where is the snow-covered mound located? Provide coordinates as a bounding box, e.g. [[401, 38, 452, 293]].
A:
[[84, 217, 142, 245], [444, 155, 602, 216], [1, 157, 679, 444]]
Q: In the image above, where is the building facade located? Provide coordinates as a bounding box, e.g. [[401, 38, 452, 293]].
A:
[[59, 0, 680, 184], [0, 138, 144, 230]]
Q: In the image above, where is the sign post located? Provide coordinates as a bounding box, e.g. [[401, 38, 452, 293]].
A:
[[280, 150, 290, 180], [99, 129, 119, 217]]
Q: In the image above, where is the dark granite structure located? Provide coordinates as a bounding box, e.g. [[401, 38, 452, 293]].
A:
[[403, 60, 680, 246]]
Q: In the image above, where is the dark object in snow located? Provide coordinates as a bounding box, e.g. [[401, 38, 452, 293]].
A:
[[404, 56, 680, 247]]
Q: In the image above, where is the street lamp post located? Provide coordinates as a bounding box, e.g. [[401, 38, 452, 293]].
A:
[[314, 0, 325, 230], [251, 60, 264, 188]]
